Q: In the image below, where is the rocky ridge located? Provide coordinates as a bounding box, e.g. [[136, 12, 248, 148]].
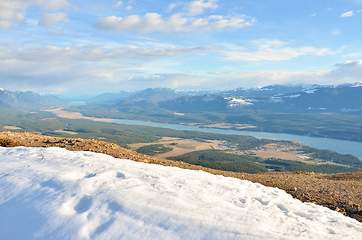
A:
[[1, 131, 361, 222]]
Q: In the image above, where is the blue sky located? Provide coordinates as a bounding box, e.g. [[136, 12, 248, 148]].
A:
[[0, 0, 362, 96]]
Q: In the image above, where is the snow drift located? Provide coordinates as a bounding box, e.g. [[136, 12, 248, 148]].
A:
[[0, 147, 361, 240]]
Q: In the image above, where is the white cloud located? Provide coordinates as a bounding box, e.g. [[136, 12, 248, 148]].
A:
[[0, 0, 25, 29], [224, 39, 332, 61], [94, 13, 255, 33], [205, 60, 362, 89], [332, 29, 341, 35], [129, 60, 362, 90], [35, 0, 70, 11], [112, 1, 124, 8], [0, 43, 216, 91], [126, 5, 132, 10], [331, 60, 362, 79], [0, 45, 216, 62], [0, 0, 71, 29], [187, 0, 218, 16], [343, 52, 361, 58], [357, 10, 362, 13], [167, 3, 177, 12], [340, 10, 354, 17], [38, 12, 69, 27], [311, 13, 316, 17]]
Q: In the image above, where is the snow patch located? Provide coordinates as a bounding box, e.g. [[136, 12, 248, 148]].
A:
[[342, 108, 360, 112], [351, 82, 362, 87], [304, 89, 317, 94], [269, 97, 283, 103], [0, 147, 361, 240], [244, 99, 260, 103], [225, 97, 253, 107], [285, 94, 301, 98]]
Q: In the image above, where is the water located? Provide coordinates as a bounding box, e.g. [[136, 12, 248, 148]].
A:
[[110, 119, 362, 159], [69, 101, 86, 106]]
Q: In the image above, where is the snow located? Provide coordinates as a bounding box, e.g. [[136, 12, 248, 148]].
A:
[[342, 108, 360, 112], [1, 147, 361, 240], [304, 89, 317, 94], [244, 99, 260, 103], [226, 97, 253, 107], [351, 82, 362, 88], [269, 97, 283, 103], [285, 94, 301, 98]]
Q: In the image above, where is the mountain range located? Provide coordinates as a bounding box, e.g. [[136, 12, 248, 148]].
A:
[[159, 82, 362, 114], [1, 82, 361, 115]]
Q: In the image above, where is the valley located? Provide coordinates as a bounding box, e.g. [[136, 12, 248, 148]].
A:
[[2, 83, 362, 175]]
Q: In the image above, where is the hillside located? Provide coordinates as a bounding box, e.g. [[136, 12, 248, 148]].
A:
[[1, 131, 362, 223], [2, 146, 362, 239], [0, 89, 68, 110]]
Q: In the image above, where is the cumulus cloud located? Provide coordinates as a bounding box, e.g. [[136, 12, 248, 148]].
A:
[[94, 13, 255, 33], [330, 60, 362, 79], [187, 0, 218, 16], [0, 0, 70, 29], [38, 12, 69, 27], [340, 10, 354, 17], [224, 39, 332, 61]]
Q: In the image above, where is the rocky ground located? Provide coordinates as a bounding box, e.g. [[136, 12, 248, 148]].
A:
[[1, 131, 361, 222]]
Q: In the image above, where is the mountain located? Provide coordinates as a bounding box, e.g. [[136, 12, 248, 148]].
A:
[[127, 87, 183, 102], [1, 146, 361, 239], [88, 91, 134, 103], [159, 94, 229, 112], [236, 83, 362, 114], [89, 88, 183, 105], [113, 87, 184, 108], [223, 84, 321, 97], [158, 82, 362, 115], [0, 88, 69, 110]]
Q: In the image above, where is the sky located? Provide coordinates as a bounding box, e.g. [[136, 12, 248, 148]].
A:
[[1, 146, 362, 239], [0, 0, 362, 96]]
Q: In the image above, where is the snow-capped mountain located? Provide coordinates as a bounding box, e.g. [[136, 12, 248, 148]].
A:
[[223, 84, 321, 97], [1, 147, 361, 239], [159, 82, 362, 114]]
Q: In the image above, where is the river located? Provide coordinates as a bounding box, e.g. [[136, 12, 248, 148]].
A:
[[109, 119, 362, 159], [50, 107, 362, 159]]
